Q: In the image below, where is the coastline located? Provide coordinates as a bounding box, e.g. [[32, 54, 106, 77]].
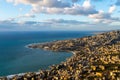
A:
[[1, 30, 120, 80], [2, 51, 75, 80], [26, 30, 104, 50]]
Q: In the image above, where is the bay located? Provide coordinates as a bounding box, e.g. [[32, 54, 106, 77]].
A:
[[0, 31, 94, 76]]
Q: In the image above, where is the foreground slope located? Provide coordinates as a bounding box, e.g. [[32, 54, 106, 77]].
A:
[[1, 30, 120, 80]]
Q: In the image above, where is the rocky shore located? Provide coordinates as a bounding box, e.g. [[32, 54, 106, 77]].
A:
[[1, 30, 120, 80]]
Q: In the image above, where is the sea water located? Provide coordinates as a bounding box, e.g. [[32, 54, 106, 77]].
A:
[[0, 31, 94, 76]]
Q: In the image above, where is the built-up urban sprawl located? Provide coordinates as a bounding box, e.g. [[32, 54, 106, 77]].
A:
[[1, 30, 120, 80]]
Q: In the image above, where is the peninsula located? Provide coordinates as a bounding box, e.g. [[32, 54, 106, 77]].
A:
[[1, 30, 120, 80]]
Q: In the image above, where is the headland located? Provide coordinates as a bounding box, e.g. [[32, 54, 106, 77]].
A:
[[1, 30, 120, 80]]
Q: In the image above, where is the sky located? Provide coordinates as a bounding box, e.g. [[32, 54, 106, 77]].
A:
[[0, 0, 120, 31]]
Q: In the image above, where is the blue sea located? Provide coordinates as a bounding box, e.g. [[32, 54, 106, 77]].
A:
[[0, 31, 94, 76]]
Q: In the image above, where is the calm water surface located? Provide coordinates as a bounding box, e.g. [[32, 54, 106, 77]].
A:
[[0, 31, 94, 76]]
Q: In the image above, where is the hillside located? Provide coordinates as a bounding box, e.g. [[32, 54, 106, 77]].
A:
[[1, 30, 120, 80]]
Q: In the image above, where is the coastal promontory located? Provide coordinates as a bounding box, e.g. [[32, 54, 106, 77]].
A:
[[1, 30, 120, 80]]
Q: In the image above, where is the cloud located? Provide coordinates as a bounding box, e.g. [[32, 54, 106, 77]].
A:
[[108, 5, 116, 13], [5, 0, 120, 29], [1, 18, 120, 31], [82, 0, 91, 8], [72, 0, 79, 2], [20, 21, 38, 25], [20, 19, 90, 25], [0, 20, 51, 31], [0, 19, 91, 31], [6, 0, 70, 8], [32, 0, 97, 15], [89, 5, 119, 24], [116, 0, 120, 6], [45, 19, 89, 24], [0, 20, 20, 30], [6, 0, 41, 5], [19, 13, 35, 18], [5, 13, 36, 22], [42, 0, 70, 8], [6, 0, 98, 16]]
